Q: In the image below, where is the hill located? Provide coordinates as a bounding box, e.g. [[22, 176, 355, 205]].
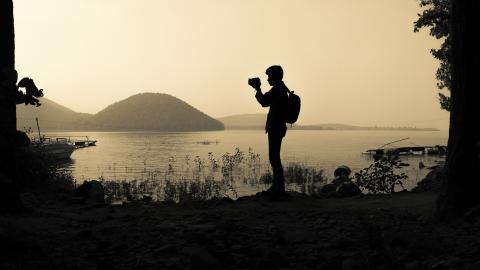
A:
[[89, 93, 224, 131], [17, 97, 91, 131], [17, 93, 224, 132], [296, 123, 439, 131]]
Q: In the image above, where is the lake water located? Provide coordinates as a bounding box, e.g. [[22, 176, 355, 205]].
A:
[[47, 130, 448, 196]]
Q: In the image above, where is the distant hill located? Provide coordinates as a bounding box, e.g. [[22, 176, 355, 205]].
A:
[[17, 93, 224, 132], [17, 97, 91, 131], [295, 123, 439, 131], [218, 114, 266, 129], [89, 93, 224, 131], [218, 114, 439, 131]]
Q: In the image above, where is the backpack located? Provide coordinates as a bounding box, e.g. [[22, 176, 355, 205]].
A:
[[285, 89, 301, 124]]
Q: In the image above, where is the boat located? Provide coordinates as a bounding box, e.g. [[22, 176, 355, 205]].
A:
[[29, 118, 97, 160], [31, 136, 98, 159], [35, 137, 76, 160]]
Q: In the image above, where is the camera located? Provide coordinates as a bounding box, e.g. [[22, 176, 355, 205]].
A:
[[248, 77, 261, 88]]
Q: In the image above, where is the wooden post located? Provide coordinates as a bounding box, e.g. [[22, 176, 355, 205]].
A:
[[36, 117, 42, 143]]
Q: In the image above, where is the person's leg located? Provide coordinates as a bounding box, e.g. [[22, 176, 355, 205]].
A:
[[268, 132, 285, 193]]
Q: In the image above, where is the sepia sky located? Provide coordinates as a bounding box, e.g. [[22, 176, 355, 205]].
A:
[[14, 0, 449, 130]]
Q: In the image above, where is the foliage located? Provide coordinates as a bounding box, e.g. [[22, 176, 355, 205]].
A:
[[414, 0, 451, 111], [100, 148, 327, 203], [15, 147, 75, 194], [163, 177, 231, 202], [101, 149, 252, 203], [17, 77, 44, 106], [259, 163, 326, 194], [0, 69, 43, 107], [354, 157, 407, 194]]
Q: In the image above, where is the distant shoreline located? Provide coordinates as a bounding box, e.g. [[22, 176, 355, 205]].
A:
[[217, 114, 442, 132], [222, 126, 440, 132], [39, 127, 441, 132]]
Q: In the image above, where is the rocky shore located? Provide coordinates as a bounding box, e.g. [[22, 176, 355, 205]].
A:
[[2, 187, 480, 270]]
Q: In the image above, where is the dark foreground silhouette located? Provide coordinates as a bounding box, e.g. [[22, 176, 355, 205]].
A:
[[3, 189, 480, 270]]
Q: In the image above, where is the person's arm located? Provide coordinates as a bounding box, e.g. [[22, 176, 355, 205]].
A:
[[255, 87, 271, 107]]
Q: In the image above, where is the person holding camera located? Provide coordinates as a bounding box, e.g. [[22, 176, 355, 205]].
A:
[[248, 65, 289, 198]]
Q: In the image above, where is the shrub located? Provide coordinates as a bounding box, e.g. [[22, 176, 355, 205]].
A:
[[354, 156, 408, 194], [15, 147, 75, 194], [100, 148, 326, 202]]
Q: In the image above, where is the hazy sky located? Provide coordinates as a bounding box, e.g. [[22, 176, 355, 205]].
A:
[[14, 0, 449, 129]]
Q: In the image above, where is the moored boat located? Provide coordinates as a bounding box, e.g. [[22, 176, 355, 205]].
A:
[[39, 141, 76, 160]]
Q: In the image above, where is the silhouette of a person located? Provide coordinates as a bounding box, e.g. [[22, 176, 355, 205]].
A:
[[248, 65, 289, 197]]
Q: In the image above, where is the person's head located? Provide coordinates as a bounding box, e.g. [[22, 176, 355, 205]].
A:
[[266, 65, 283, 86]]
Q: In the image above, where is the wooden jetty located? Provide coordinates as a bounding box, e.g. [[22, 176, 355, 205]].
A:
[[362, 137, 446, 156]]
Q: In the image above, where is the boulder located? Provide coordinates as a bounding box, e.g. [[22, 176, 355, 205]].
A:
[[336, 182, 362, 197], [319, 183, 337, 195], [75, 180, 105, 204], [332, 175, 350, 186], [412, 166, 445, 192], [334, 166, 351, 178], [319, 167, 362, 197]]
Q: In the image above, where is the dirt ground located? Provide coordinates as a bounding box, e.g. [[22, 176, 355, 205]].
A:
[[2, 191, 480, 270]]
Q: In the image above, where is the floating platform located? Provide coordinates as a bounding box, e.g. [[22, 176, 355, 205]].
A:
[[362, 145, 446, 156]]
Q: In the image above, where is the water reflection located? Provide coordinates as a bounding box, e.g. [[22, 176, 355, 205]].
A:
[[47, 130, 447, 195]]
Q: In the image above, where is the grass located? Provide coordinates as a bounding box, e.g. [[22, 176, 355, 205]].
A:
[[98, 148, 328, 203]]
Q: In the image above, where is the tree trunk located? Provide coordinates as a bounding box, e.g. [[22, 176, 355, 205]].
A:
[[436, 0, 480, 220], [0, 0, 19, 211]]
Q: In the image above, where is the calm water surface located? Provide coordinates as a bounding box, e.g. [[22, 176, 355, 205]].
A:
[[47, 130, 448, 195]]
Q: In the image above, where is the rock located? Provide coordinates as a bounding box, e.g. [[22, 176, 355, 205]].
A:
[[182, 246, 222, 270], [75, 180, 105, 204], [412, 166, 445, 192], [332, 175, 351, 186], [320, 183, 337, 194], [336, 182, 362, 197], [334, 166, 352, 177]]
